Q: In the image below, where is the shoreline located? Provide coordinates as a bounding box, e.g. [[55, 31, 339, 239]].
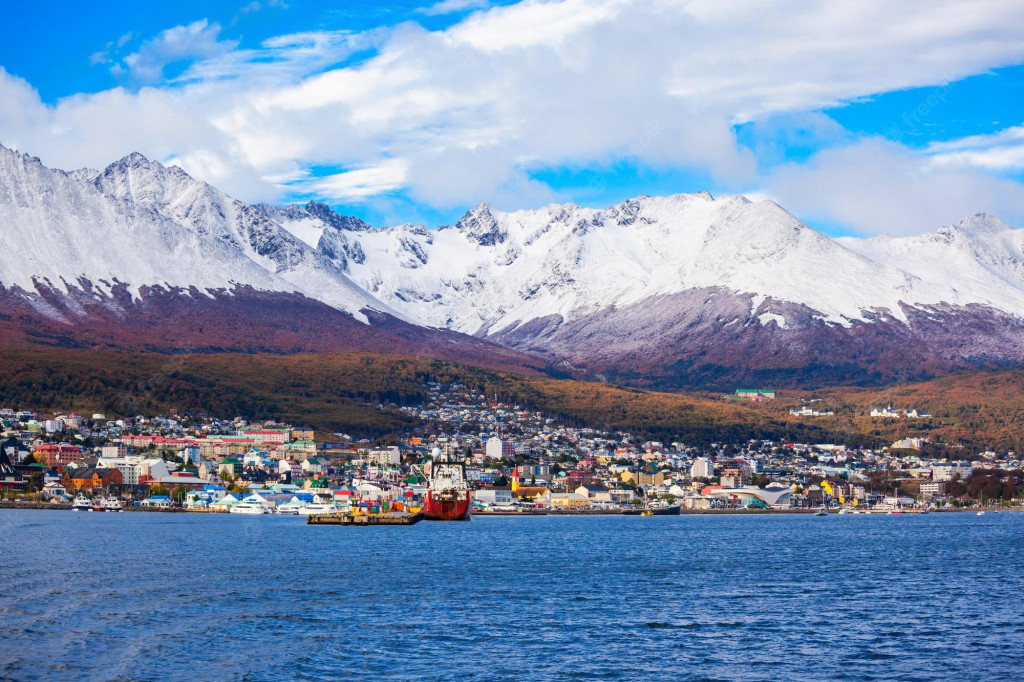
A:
[[3, 501, 1018, 515]]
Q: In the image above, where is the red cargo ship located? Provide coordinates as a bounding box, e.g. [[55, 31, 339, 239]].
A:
[[422, 459, 471, 521]]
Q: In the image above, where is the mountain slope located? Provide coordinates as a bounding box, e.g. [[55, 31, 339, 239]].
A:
[[265, 194, 1024, 388], [272, 193, 1024, 333], [0, 145, 551, 375], [6, 142, 1024, 389]]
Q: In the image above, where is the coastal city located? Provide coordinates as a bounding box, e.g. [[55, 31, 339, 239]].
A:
[[1, 382, 1020, 517]]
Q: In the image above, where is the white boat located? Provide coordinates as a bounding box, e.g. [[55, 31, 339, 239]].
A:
[[298, 503, 338, 516], [977, 510, 985, 516], [837, 507, 849, 515], [815, 507, 829, 516], [71, 495, 92, 512], [229, 503, 270, 515], [102, 497, 124, 512]]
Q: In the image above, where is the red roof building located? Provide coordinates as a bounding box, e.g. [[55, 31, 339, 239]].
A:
[[33, 443, 84, 469]]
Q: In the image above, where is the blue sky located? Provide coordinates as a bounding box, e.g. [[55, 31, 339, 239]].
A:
[[2, 0, 1024, 235]]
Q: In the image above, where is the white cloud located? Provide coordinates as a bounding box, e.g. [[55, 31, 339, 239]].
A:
[[417, 0, 491, 16], [113, 20, 236, 85], [925, 125, 1024, 172], [766, 138, 1024, 235], [3, 0, 1024, 228], [89, 32, 133, 66], [304, 160, 408, 200]]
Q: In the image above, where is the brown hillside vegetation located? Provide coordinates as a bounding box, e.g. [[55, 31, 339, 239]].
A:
[[0, 349, 833, 444], [1, 349, 1022, 449], [827, 371, 1024, 452]]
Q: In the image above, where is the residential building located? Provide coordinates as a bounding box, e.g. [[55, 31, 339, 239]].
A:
[[920, 480, 946, 500], [691, 457, 714, 479], [101, 443, 129, 458], [485, 437, 516, 460], [931, 462, 972, 482], [34, 443, 83, 469]]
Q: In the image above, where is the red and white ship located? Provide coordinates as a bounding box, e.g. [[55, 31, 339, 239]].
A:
[[422, 454, 471, 521]]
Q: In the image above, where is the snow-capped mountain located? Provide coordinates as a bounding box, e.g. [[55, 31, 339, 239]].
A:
[[267, 192, 1024, 387], [836, 213, 1024, 314], [0, 144, 550, 374], [0, 145, 392, 323], [272, 193, 1024, 334], [4, 142, 1024, 388]]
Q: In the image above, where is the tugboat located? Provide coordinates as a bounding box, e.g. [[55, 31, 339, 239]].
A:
[[422, 449, 471, 521]]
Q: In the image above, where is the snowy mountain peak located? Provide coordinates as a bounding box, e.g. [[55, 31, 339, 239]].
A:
[[304, 201, 372, 233], [115, 151, 154, 167], [948, 212, 1012, 235], [455, 202, 505, 246]]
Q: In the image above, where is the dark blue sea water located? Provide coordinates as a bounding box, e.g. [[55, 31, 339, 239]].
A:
[[1, 511, 1022, 681]]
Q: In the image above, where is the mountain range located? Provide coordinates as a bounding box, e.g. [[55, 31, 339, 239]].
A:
[[3, 142, 1023, 389]]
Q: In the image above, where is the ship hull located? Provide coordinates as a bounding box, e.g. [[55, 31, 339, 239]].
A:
[[422, 491, 472, 521]]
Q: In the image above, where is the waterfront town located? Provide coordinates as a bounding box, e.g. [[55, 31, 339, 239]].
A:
[[0, 382, 1020, 515]]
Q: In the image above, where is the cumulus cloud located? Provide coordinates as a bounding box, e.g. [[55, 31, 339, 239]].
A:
[[2, 0, 1024, 229]]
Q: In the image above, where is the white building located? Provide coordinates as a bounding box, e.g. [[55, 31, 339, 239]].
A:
[[278, 459, 303, 480], [474, 489, 514, 506], [301, 457, 326, 475], [485, 438, 515, 460], [97, 456, 169, 485], [691, 457, 714, 479], [367, 447, 401, 466], [931, 462, 973, 482]]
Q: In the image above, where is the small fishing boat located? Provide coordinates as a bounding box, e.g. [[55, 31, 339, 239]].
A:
[[815, 507, 829, 516]]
